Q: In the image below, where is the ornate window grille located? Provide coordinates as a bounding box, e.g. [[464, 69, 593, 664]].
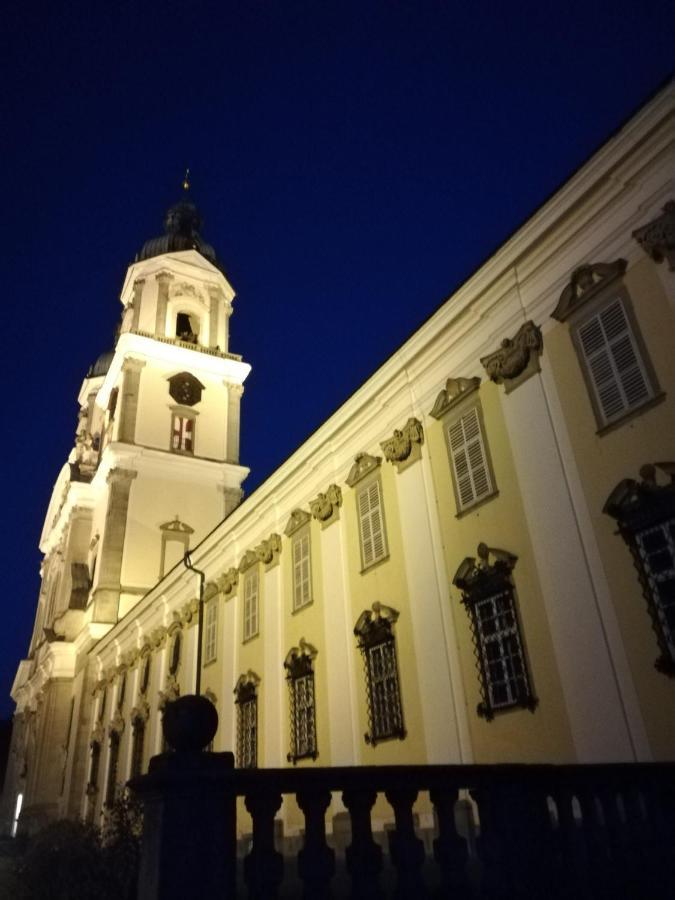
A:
[[453, 544, 537, 720], [604, 463, 675, 676], [130, 719, 145, 779], [284, 640, 318, 763], [234, 672, 260, 768], [354, 603, 406, 745], [105, 732, 120, 808]]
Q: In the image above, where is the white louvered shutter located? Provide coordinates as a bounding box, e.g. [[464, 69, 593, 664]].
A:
[[292, 533, 311, 611], [243, 570, 258, 640], [448, 407, 492, 511], [204, 601, 217, 663], [358, 480, 387, 567], [577, 298, 652, 425]]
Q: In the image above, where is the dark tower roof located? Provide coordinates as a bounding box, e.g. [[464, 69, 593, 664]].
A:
[[87, 349, 115, 378], [135, 197, 223, 271]]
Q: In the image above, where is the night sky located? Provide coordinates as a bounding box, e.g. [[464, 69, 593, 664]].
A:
[[1, 1, 672, 718]]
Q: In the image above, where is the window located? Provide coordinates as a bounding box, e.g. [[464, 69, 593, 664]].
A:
[[354, 603, 406, 745], [169, 631, 182, 676], [171, 412, 195, 453], [88, 741, 101, 794], [243, 569, 259, 642], [292, 531, 312, 611], [453, 544, 537, 720], [105, 732, 120, 808], [574, 296, 656, 428], [130, 719, 145, 779], [604, 464, 675, 676], [284, 641, 318, 763], [356, 480, 388, 569], [447, 406, 494, 512], [140, 655, 151, 695], [204, 599, 218, 664], [234, 673, 259, 768]]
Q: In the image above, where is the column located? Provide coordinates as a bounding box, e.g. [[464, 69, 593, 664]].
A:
[[500, 369, 642, 761], [131, 278, 145, 331], [207, 286, 221, 349], [223, 298, 233, 353], [154, 272, 173, 337], [393, 451, 470, 763], [91, 468, 137, 624], [225, 383, 244, 464], [117, 358, 146, 445]]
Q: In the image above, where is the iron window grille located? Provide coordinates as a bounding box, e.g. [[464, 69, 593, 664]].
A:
[[234, 673, 259, 769], [130, 719, 145, 779], [453, 544, 537, 720], [284, 640, 318, 763], [604, 463, 675, 677], [354, 603, 406, 745], [105, 732, 120, 808]]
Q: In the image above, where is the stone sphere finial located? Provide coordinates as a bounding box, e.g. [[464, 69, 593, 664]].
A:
[[162, 694, 218, 753]]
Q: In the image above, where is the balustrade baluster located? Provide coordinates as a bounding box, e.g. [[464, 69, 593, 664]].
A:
[[342, 788, 384, 899], [577, 788, 612, 900], [384, 787, 426, 899], [429, 787, 470, 897], [551, 788, 592, 900], [244, 790, 284, 899], [470, 784, 516, 899], [296, 788, 336, 898]]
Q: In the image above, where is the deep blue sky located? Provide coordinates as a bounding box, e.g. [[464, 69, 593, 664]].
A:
[[0, 1, 672, 717]]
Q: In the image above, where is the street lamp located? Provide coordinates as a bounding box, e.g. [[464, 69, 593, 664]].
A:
[[183, 550, 205, 696]]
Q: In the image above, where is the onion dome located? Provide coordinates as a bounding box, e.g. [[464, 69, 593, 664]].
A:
[[87, 349, 114, 378], [135, 191, 222, 271]]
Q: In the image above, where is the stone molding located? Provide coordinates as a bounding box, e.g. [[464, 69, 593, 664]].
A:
[[480, 320, 543, 394], [217, 567, 239, 597], [310, 484, 343, 528], [109, 709, 125, 737], [90, 722, 105, 747], [346, 452, 382, 488], [380, 418, 424, 473], [633, 200, 675, 270], [154, 271, 175, 284], [552, 259, 627, 322], [430, 377, 481, 419], [160, 516, 194, 535], [284, 637, 318, 673], [353, 601, 400, 640], [106, 467, 138, 486], [256, 533, 282, 568], [239, 549, 259, 573], [130, 699, 150, 724], [158, 674, 180, 710], [121, 356, 146, 374], [284, 508, 311, 537], [225, 381, 245, 399], [234, 670, 261, 698]]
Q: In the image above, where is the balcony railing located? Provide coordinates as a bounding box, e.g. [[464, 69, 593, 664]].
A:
[[130, 751, 675, 899]]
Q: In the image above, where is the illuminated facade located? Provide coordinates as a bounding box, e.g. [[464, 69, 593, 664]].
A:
[[2, 83, 674, 836]]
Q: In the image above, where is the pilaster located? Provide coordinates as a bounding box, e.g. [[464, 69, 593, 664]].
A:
[[91, 468, 138, 624], [131, 278, 145, 331], [154, 271, 174, 337], [225, 382, 244, 464], [207, 286, 222, 349], [117, 358, 146, 444]]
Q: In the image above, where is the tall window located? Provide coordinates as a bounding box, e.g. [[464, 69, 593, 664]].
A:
[[292, 531, 312, 612], [130, 719, 145, 779], [284, 641, 318, 763], [88, 741, 101, 794], [204, 599, 218, 664], [354, 603, 406, 745], [169, 630, 182, 676], [447, 406, 495, 512], [243, 569, 259, 642], [453, 544, 537, 720], [575, 297, 655, 427], [604, 464, 675, 676], [105, 732, 120, 808], [171, 413, 195, 454], [356, 480, 388, 569], [234, 673, 259, 768]]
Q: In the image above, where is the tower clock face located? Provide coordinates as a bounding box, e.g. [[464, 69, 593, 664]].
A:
[[168, 372, 203, 407]]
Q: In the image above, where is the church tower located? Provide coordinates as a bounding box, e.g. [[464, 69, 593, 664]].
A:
[[6, 191, 250, 830]]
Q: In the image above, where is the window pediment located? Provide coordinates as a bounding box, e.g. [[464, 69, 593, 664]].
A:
[[552, 258, 627, 322], [430, 377, 481, 419]]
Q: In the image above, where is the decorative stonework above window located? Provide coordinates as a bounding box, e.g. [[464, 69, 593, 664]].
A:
[[430, 377, 481, 419], [217, 567, 239, 596], [159, 517, 194, 578], [480, 321, 543, 393], [604, 462, 675, 677], [158, 674, 180, 710], [256, 533, 282, 568], [167, 371, 205, 407], [453, 544, 538, 720], [346, 452, 382, 488], [552, 259, 628, 322], [203, 581, 219, 602], [310, 484, 343, 528], [284, 508, 312, 537], [633, 201, 675, 271], [354, 602, 406, 745], [239, 549, 259, 573], [109, 709, 125, 736], [204, 688, 218, 707], [130, 699, 150, 724], [381, 418, 424, 473], [234, 671, 260, 769]]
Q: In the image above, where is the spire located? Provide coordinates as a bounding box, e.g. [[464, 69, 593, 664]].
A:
[[182, 167, 191, 192]]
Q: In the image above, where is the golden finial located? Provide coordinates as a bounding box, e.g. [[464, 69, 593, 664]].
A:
[[182, 168, 191, 191]]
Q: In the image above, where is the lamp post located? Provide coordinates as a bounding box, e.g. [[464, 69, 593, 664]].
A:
[[183, 550, 205, 696]]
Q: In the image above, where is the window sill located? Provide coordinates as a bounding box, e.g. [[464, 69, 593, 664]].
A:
[[596, 392, 666, 437], [360, 553, 390, 575], [203, 657, 217, 668], [291, 600, 314, 616], [242, 632, 260, 646], [455, 490, 499, 519]]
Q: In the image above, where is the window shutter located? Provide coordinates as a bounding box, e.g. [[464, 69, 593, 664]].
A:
[[293, 533, 311, 610], [244, 570, 258, 640], [205, 601, 217, 662], [577, 298, 652, 425], [448, 407, 492, 511], [358, 481, 387, 567]]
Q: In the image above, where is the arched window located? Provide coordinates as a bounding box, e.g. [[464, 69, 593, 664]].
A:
[[354, 603, 405, 745], [284, 640, 318, 763], [175, 311, 200, 344]]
